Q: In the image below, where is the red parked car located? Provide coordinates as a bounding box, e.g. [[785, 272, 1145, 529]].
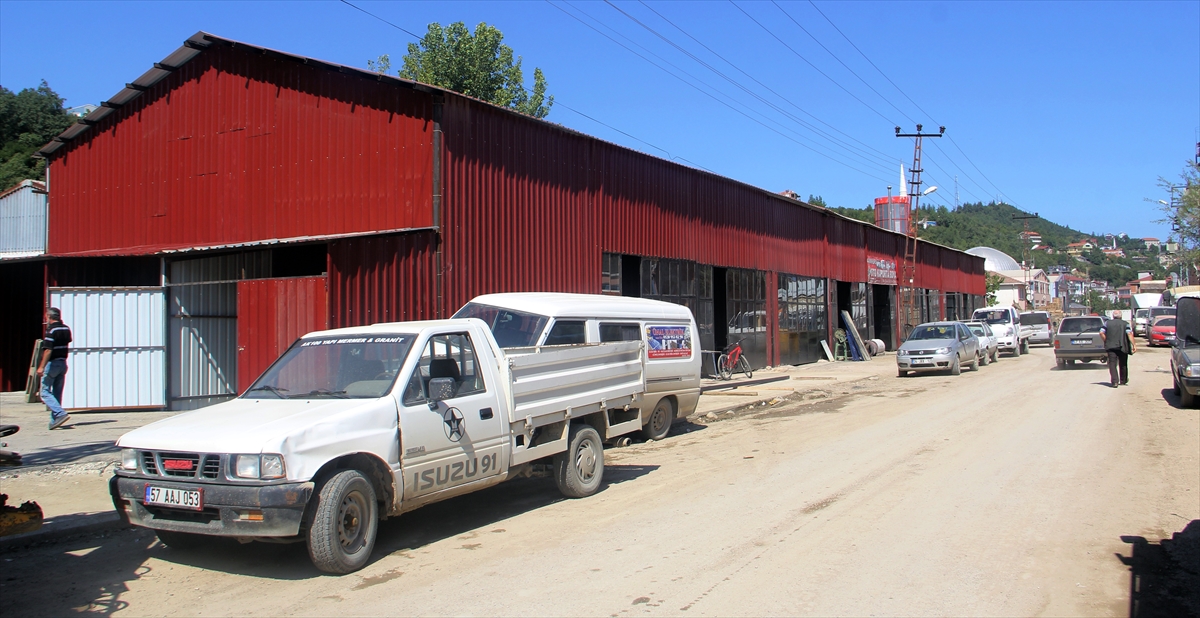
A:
[[1149, 316, 1176, 347]]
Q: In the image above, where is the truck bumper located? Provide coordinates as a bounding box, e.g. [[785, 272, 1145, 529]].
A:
[[110, 475, 313, 538]]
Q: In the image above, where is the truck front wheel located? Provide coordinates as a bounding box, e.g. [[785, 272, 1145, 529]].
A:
[[307, 470, 378, 574], [555, 424, 604, 498]]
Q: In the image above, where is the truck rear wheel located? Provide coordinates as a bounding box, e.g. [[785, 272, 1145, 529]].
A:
[[155, 530, 205, 550], [307, 469, 378, 574], [640, 398, 674, 441], [555, 424, 603, 498]]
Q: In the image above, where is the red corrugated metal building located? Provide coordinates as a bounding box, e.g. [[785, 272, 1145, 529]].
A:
[[0, 32, 985, 403]]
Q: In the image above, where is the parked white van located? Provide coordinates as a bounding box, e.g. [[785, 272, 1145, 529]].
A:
[[455, 293, 702, 441]]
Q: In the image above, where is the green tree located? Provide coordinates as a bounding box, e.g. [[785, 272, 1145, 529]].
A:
[[0, 81, 76, 189], [985, 273, 1004, 305], [1156, 162, 1200, 282], [807, 194, 827, 207], [396, 22, 553, 118]]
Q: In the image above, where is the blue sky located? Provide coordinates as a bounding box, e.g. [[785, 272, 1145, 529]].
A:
[[2, 1, 1197, 242]]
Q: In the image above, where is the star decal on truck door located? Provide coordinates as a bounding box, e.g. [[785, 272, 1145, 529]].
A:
[[443, 407, 465, 442]]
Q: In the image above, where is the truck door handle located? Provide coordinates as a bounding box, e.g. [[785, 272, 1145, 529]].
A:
[[479, 408, 493, 420]]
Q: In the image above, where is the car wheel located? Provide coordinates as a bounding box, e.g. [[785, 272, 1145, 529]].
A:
[[898, 368, 908, 377], [1173, 373, 1181, 396], [1181, 386, 1196, 408], [990, 349, 998, 363], [1021, 339, 1030, 354], [981, 351, 990, 366], [640, 398, 674, 441], [950, 356, 961, 376], [1056, 358, 1065, 369], [968, 353, 979, 371]]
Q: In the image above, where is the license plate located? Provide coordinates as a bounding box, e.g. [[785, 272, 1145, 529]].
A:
[[911, 359, 932, 366], [145, 485, 202, 510], [1071, 339, 1091, 345]]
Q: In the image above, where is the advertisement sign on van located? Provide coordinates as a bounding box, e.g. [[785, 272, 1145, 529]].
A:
[[646, 325, 692, 359]]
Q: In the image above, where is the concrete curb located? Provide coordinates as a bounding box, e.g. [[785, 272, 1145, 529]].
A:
[[0, 510, 128, 552]]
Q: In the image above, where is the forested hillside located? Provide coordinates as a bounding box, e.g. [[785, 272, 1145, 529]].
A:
[[827, 201, 1167, 287]]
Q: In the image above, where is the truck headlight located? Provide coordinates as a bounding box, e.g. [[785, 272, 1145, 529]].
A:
[[235, 454, 260, 479], [121, 448, 138, 471], [235, 454, 286, 479], [935, 347, 951, 355]]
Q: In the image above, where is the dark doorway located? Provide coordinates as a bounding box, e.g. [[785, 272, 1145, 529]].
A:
[[836, 280, 852, 330], [713, 267, 728, 351], [621, 255, 641, 298], [872, 284, 894, 351]]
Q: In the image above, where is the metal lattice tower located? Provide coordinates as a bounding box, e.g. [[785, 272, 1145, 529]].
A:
[[895, 124, 943, 339]]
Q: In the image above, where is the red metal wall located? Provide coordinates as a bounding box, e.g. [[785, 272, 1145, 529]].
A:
[[327, 231, 437, 327], [47, 45, 434, 256], [236, 276, 328, 390]]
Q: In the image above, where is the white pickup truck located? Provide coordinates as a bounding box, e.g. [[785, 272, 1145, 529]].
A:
[[110, 318, 646, 573], [971, 305, 1033, 356]]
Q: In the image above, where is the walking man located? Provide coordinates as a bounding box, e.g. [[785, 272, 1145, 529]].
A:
[[36, 307, 73, 429], [1100, 313, 1135, 387]]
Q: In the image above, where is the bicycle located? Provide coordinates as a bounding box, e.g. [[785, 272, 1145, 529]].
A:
[[717, 338, 753, 381]]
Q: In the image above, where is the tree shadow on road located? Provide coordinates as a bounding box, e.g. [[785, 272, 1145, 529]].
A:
[[1116, 519, 1200, 617]]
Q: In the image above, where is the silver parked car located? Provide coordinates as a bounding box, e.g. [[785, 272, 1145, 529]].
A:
[[897, 321, 981, 377], [963, 320, 998, 365]]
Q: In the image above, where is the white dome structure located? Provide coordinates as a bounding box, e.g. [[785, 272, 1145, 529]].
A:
[[965, 246, 1021, 271]]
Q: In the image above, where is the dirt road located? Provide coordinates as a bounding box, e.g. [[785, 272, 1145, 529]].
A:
[[3, 345, 1196, 616]]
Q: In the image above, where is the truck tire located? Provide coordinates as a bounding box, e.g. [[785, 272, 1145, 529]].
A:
[[1020, 339, 1030, 354], [949, 356, 961, 376], [155, 530, 206, 550], [555, 424, 604, 498], [640, 398, 674, 441], [307, 469, 378, 574]]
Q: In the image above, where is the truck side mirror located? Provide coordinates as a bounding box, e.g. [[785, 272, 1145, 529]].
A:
[[427, 377, 456, 406]]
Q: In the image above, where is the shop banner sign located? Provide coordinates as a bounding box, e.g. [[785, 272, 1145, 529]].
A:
[[867, 256, 898, 286], [646, 325, 692, 359]]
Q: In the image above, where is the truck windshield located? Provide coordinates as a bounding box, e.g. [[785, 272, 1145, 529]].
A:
[[972, 310, 1010, 326], [1150, 307, 1175, 318], [244, 335, 415, 400], [453, 302, 549, 348], [1058, 318, 1104, 334]]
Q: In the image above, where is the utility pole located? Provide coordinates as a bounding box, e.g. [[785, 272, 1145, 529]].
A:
[[895, 124, 944, 339], [1013, 212, 1040, 308]]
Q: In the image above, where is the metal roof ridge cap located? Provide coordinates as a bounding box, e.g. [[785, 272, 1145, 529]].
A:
[[36, 30, 215, 159]]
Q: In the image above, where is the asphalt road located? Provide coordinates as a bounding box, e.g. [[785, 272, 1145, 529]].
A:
[[3, 345, 1197, 616]]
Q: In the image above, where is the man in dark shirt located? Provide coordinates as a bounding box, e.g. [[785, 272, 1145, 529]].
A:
[[36, 307, 73, 429], [1100, 315, 1135, 388]]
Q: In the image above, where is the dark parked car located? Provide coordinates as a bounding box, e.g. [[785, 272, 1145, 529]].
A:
[[1054, 316, 1107, 369], [1171, 297, 1200, 407]]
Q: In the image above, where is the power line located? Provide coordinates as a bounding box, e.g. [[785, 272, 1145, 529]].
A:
[[770, 0, 918, 126], [548, 0, 892, 182], [632, 0, 900, 168], [729, 0, 898, 126], [338, 0, 423, 40]]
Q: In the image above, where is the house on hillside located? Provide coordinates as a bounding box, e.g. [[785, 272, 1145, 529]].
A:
[[1065, 239, 1097, 256], [1101, 248, 1126, 258], [1143, 237, 1163, 250]]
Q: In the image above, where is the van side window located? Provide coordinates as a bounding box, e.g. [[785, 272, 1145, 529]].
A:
[[543, 320, 586, 345], [599, 322, 641, 342], [402, 333, 486, 405]]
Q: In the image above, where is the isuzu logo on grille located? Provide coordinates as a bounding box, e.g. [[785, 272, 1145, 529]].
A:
[[163, 459, 195, 471]]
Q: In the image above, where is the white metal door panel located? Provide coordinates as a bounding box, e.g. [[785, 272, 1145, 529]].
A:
[[48, 288, 166, 408]]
